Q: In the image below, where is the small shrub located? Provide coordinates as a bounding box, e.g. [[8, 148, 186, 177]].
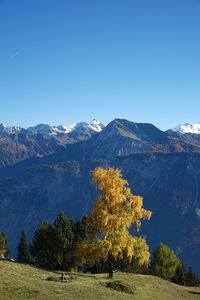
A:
[[46, 276, 60, 282], [106, 280, 136, 294], [46, 275, 76, 282]]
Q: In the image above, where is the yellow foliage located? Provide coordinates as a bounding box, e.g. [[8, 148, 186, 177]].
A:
[[82, 167, 152, 266]]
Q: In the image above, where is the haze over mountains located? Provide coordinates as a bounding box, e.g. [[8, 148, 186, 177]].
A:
[[0, 118, 200, 274]]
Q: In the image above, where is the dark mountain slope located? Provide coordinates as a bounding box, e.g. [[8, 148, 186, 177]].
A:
[[113, 152, 200, 270], [0, 141, 84, 179], [167, 129, 200, 146], [0, 152, 200, 275], [0, 132, 69, 168]]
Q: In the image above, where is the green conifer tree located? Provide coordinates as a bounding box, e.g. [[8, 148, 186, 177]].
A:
[[150, 243, 180, 280], [185, 266, 199, 286], [171, 259, 186, 285], [30, 221, 55, 268], [17, 230, 29, 263], [0, 232, 7, 249], [54, 211, 74, 270], [75, 215, 95, 269]]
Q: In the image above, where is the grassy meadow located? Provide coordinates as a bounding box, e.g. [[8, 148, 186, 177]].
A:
[[0, 260, 200, 299]]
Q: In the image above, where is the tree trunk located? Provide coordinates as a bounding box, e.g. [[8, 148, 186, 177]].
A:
[[108, 255, 113, 278]]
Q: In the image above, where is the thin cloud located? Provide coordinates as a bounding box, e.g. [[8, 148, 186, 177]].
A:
[[10, 50, 22, 59]]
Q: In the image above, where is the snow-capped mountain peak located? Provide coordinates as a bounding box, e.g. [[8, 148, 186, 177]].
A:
[[172, 122, 200, 134], [51, 120, 104, 135], [0, 123, 22, 135], [88, 119, 104, 133], [0, 120, 104, 137]]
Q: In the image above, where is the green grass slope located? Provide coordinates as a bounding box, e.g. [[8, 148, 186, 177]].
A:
[[0, 260, 200, 300]]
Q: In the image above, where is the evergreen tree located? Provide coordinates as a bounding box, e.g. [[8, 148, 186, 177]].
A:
[[30, 221, 55, 268], [185, 266, 199, 286], [74, 215, 96, 270], [117, 253, 146, 274], [89, 251, 148, 274], [150, 243, 180, 280], [17, 230, 29, 263], [80, 215, 94, 242], [0, 232, 7, 249], [171, 259, 186, 285], [30, 212, 109, 271], [53, 211, 74, 270], [30, 212, 92, 270], [90, 257, 108, 274]]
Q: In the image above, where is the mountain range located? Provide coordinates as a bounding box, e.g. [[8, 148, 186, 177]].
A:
[[2, 119, 200, 136], [0, 118, 200, 275], [0, 119, 104, 136]]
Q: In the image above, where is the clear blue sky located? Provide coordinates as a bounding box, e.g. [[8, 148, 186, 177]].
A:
[[0, 0, 200, 130]]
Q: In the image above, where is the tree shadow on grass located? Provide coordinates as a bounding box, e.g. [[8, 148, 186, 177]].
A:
[[66, 272, 98, 278], [27, 263, 105, 279], [188, 291, 200, 295]]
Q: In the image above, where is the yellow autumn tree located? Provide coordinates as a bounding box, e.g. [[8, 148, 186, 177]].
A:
[[80, 167, 152, 278]]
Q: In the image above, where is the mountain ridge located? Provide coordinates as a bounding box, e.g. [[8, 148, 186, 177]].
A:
[[0, 119, 104, 137]]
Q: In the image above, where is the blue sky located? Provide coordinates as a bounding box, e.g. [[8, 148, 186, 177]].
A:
[[0, 0, 200, 130]]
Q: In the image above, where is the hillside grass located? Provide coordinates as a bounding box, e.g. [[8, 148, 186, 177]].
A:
[[0, 260, 200, 299]]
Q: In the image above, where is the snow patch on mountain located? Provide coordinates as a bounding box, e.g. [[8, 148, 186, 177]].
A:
[[0, 123, 22, 136], [53, 119, 103, 134], [0, 119, 104, 137], [172, 123, 200, 134]]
